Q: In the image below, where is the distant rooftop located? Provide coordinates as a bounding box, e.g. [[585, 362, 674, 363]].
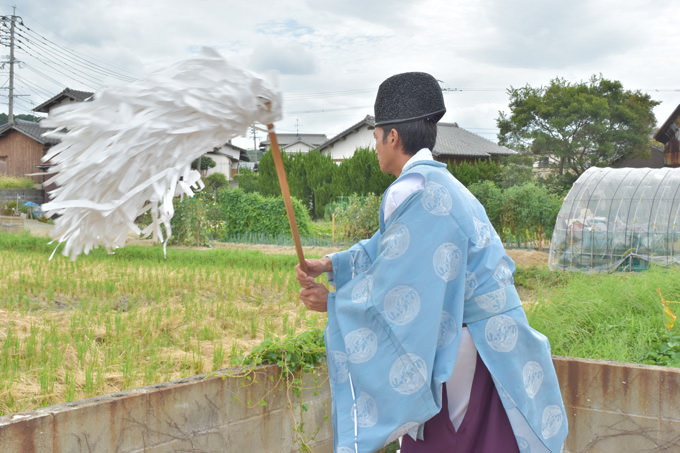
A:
[[434, 123, 514, 158], [33, 88, 94, 114]]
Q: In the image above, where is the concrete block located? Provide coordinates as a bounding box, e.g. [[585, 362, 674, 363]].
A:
[[659, 366, 680, 422], [0, 412, 53, 453], [555, 357, 660, 416], [565, 406, 660, 452]]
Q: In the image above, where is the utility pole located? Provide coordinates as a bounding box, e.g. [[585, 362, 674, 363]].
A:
[[8, 7, 16, 125], [1, 8, 23, 125], [250, 126, 258, 151]]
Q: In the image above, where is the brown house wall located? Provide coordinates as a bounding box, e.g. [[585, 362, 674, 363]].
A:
[[664, 137, 680, 167], [0, 130, 45, 183]]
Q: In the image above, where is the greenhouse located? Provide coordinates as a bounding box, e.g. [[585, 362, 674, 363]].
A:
[[548, 167, 680, 272]]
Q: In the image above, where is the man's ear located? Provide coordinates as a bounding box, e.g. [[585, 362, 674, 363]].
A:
[[387, 127, 399, 145]]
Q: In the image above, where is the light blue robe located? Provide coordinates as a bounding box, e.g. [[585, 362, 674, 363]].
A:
[[326, 160, 567, 452]]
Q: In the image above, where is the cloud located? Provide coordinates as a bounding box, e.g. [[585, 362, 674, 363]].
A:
[[460, 0, 645, 69], [255, 19, 314, 37], [249, 40, 318, 75]]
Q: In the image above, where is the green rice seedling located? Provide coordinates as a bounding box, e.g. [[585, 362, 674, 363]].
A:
[[212, 341, 224, 370]]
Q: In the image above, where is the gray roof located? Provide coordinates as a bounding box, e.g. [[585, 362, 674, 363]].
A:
[[260, 133, 328, 150], [0, 119, 59, 145], [208, 142, 250, 162], [433, 122, 514, 158], [33, 88, 94, 114], [319, 115, 375, 151]]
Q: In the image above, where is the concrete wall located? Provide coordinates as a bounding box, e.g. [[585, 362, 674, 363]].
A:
[[0, 188, 44, 205], [554, 356, 680, 452], [0, 366, 333, 453], [1, 357, 679, 452]]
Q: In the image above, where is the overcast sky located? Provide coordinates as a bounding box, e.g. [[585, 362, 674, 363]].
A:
[[3, 0, 679, 149]]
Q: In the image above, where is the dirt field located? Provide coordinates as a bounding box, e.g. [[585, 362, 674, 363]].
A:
[[24, 219, 549, 268]]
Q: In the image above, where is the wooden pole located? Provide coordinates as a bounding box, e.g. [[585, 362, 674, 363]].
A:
[[267, 124, 308, 273]]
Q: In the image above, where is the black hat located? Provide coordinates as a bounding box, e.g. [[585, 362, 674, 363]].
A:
[[373, 72, 446, 127]]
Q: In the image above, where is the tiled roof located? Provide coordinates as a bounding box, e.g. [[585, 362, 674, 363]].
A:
[[434, 122, 514, 157], [0, 119, 59, 145], [318, 115, 375, 151], [260, 133, 328, 150], [32, 88, 94, 113], [209, 142, 250, 162]]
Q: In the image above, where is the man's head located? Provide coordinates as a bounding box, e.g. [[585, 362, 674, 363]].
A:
[[373, 72, 445, 156]]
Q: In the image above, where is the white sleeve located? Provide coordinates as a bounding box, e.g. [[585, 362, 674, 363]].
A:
[[383, 173, 425, 223]]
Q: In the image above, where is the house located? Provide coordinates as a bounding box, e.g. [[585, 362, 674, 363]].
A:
[[317, 115, 515, 164], [204, 142, 250, 182], [33, 88, 94, 114], [259, 133, 328, 154], [0, 119, 59, 184], [612, 144, 666, 168], [653, 103, 680, 167], [432, 122, 515, 166], [318, 115, 375, 162]]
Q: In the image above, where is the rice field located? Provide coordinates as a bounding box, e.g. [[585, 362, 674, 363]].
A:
[[0, 233, 328, 416]]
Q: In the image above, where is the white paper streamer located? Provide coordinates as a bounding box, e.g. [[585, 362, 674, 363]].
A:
[[40, 48, 282, 260]]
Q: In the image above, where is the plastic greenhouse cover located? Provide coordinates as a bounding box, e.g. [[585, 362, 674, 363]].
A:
[[548, 167, 680, 272]]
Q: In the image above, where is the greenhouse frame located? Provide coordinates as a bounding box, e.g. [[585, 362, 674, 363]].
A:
[[548, 166, 680, 272]]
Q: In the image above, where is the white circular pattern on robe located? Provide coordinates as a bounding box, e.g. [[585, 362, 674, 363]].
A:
[[541, 405, 563, 440], [353, 392, 378, 428], [484, 315, 519, 352], [465, 271, 478, 300], [380, 223, 410, 259], [327, 350, 349, 384], [433, 242, 463, 282], [384, 285, 421, 325], [389, 353, 428, 395], [516, 436, 530, 452], [523, 361, 544, 399], [352, 274, 373, 304], [493, 259, 513, 286], [473, 217, 492, 248], [384, 421, 421, 446], [421, 181, 453, 216], [352, 248, 372, 274], [474, 288, 507, 313], [344, 328, 378, 364], [437, 311, 458, 349]]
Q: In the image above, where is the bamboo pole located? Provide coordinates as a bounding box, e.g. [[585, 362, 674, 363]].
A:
[[267, 124, 308, 273]]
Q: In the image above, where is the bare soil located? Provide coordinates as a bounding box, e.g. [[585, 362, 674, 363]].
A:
[[24, 219, 548, 267]]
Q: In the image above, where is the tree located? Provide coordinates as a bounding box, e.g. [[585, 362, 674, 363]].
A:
[[333, 147, 394, 197], [0, 113, 43, 125], [191, 156, 216, 174], [497, 75, 659, 186], [203, 172, 229, 193], [448, 159, 501, 187]]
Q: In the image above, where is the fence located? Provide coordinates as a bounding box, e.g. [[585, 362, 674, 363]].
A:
[[1, 357, 679, 452]]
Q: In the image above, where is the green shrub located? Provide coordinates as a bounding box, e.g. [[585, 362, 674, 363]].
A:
[[216, 188, 310, 239], [233, 168, 259, 193], [0, 176, 35, 189], [468, 180, 503, 233], [333, 193, 381, 242], [169, 195, 213, 246], [448, 159, 501, 187]]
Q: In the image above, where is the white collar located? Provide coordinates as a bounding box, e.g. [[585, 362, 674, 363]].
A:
[[402, 148, 433, 172]]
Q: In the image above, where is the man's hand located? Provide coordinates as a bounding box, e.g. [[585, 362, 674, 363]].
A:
[[299, 283, 329, 312], [295, 258, 332, 312]]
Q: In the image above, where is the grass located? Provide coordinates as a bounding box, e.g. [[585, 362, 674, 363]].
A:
[[1, 231, 679, 417], [519, 265, 679, 363], [0, 233, 328, 415]]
